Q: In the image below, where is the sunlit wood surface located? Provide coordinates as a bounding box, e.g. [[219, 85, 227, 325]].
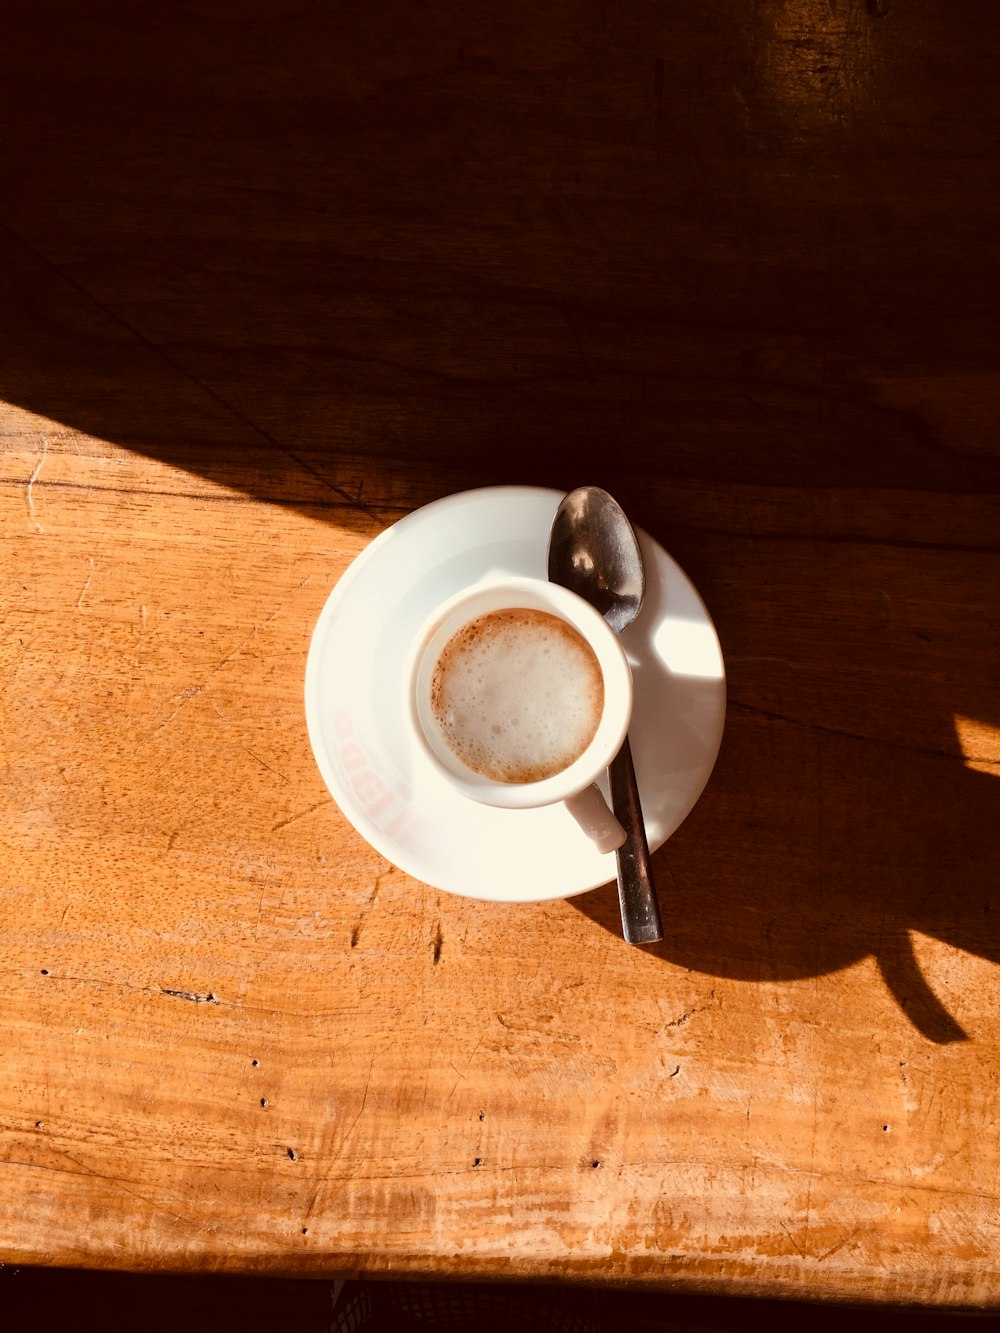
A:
[[1, 0, 999, 1305]]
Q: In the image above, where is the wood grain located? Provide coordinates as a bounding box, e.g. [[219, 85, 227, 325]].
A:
[[2, 0, 1000, 1305]]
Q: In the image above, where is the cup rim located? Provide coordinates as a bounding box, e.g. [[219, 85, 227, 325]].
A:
[[406, 575, 633, 809]]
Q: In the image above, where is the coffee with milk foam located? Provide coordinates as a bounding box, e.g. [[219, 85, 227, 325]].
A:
[[429, 608, 604, 783]]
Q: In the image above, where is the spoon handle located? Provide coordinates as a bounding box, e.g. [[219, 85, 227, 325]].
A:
[[608, 737, 663, 944]]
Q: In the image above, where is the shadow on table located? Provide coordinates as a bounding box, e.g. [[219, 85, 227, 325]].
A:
[[2, 2, 999, 1043], [6, 1, 1000, 515], [571, 567, 1000, 1046], [1, 1266, 995, 1332]]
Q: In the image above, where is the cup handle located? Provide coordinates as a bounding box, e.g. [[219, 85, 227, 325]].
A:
[[564, 785, 627, 854]]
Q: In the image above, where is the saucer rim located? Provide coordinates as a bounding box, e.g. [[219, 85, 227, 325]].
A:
[[304, 484, 726, 903]]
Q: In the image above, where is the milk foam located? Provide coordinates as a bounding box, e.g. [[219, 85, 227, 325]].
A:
[[429, 608, 604, 783]]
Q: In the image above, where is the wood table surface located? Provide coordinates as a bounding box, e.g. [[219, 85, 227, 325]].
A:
[[2, 0, 999, 1306]]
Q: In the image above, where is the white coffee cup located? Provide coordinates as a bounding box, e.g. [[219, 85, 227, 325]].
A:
[[405, 576, 632, 853]]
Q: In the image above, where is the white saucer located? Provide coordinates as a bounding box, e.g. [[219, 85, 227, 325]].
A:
[[304, 486, 726, 903]]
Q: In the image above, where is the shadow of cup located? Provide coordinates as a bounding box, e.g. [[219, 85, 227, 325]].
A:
[[572, 521, 1000, 1047]]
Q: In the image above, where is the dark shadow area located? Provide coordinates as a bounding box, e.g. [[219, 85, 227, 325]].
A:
[[3, 1, 999, 1041], [0, 1267, 995, 1332], [577, 733, 1000, 1045], [4, 1, 1000, 510], [575, 472, 1000, 1043]]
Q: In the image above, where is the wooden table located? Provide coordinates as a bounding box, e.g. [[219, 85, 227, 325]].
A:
[[2, 0, 999, 1307]]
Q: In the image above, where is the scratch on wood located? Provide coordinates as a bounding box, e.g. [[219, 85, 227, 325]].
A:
[[817, 1228, 860, 1262], [778, 1219, 808, 1259], [873, 586, 894, 629], [349, 875, 386, 949], [45, 1146, 214, 1233], [304, 1049, 377, 1219], [446, 1032, 487, 1103], [251, 867, 272, 941], [664, 991, 715, 1029], [136, 612, 286, 755], [272, 799, 327, 832], [243, 748, 290, 782], [212, 623, 261, 673], [432, 923, 443, 964], [24, 438, 48, 530], [132, 685, 203, 755], [802, 1079, 821, 1248], [339, 1051, 377, 1180], [278, 444, 384, 524], [161, 988, 221, 1004], [209, 700, 234, 725], [729, 700, 973, 765], [75, 557, 94, 609]]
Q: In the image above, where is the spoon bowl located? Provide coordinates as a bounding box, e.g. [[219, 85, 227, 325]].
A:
[[548, 488, 644, 634]]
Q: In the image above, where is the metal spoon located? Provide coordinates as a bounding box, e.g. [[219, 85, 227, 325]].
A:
[[548, 487, 663, 944]]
